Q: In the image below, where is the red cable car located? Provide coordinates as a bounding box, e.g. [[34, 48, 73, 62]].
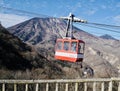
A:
[[55, 38, 85, 62], [55, 13, 86, 63]]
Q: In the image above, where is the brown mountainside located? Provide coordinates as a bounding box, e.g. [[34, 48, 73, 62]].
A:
[[0, 24, 89, 79], [8, 17, 119, 77], [0, 24, 64, 79], [8, 18, 96, 60]]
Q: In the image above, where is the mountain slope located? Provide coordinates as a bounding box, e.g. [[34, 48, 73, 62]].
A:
[[8, 17, 119, 77], [0, 24, 65, 77], [8, 17, 97, 60], [100, 34, 117, 40], [8, 18, 96, 43], [0, 24, 33, 70], [1, 24, 91, 79]]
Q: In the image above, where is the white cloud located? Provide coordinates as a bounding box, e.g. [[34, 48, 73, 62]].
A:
[[0, 0, 4, 5], [41, 1, 47, 8], [0, 13, 30, 27], [113, 15, 120, 25], [85, 9, 96, 15], [116, 2, 120, 7], [72, 2, 82, 13], [89, 0, 95, 2], [101, 5, 107, 9]]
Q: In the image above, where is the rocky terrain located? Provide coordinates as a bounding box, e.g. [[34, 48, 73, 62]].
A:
[[0, 23, 92, 79], [7, 17, 120, 78], [100, 34, 117, 40]]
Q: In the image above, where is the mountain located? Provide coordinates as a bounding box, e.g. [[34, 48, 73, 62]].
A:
[[8, 17, 95, 43], [0, 23, 59, 70], [0, 23, 66, 79], [1, 23, 93, 79], [8, 18, 97, 60], [7, 17, 119, 78], [100, 34, 117, 40]]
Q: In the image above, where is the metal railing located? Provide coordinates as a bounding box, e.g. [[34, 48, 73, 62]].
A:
[[0, 78, 120, 91]]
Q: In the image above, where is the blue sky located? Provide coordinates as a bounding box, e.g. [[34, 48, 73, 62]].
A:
[[0, 0, 120, 39]]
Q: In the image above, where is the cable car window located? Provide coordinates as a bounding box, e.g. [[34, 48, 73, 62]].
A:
[[79, 43, 84, 53], [71, 42, 77, 52], [64, 41, 69, 51], [56, 41, 62, 50]]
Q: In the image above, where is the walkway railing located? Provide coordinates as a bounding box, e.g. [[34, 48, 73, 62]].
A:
[[0, 78, 120, 91]]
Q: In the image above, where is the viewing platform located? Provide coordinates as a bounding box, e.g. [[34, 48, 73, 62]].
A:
[[0, 78, 120, 91]]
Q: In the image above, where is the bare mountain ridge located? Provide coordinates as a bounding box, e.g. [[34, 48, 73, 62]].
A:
[[8, 17, 98, 61], [8, 17, 96, 43], [0, 23, 58, 69], [0, 24, 66, 79], [1, 24, 93, 79], [8, 17, 119, 77], [100, 34, 117, 40]]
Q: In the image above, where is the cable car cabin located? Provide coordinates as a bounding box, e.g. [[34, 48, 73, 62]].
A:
[[55, 38, 85, 62], [55, 13, 86, 63]]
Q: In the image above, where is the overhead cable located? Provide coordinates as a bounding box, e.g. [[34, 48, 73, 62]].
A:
[[87, 22, 120, 29], [1, 6, 120, 35], [76, 22, 120, 34], [0, 5, 52, 18]]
